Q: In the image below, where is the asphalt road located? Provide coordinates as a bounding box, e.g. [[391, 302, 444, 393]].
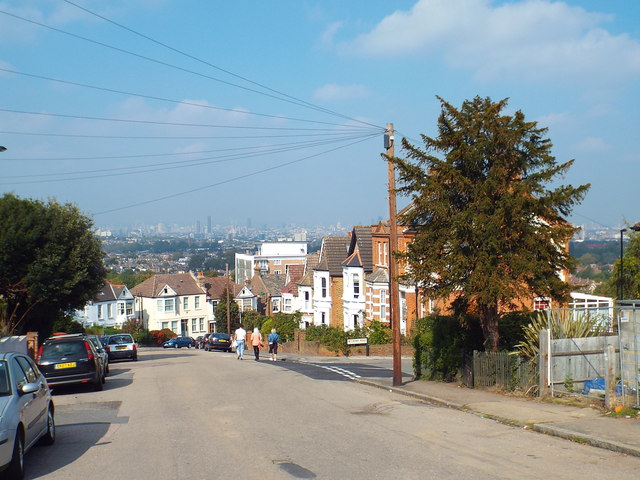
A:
[[24, 347, 640, 479]]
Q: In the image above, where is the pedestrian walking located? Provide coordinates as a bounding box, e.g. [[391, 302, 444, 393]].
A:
[[268, 328, 280, 362], [251, 327, 264, 361], [234, 325, 247, 360]]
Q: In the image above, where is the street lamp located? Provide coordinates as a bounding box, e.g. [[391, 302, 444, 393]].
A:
[[620, 222, 640, 300]]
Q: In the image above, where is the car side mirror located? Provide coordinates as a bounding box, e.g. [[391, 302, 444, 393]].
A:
[[21, 382, 40, 395]]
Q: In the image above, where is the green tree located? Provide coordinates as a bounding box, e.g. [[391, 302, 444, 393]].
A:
[[214, 289, 240, 333], [0, 194, 106, 336], [600, 229, 640, 299], [390, 96, 589, 351]]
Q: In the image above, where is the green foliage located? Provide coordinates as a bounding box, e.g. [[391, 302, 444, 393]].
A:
[[241, 310, 264, 332], [366, 320, 392, 345], [412, 315, 484, 381], [260, 318, 274, 337], [103, 326, 120, 336], [121, 318, 145, 334], [600, 230, 640, 299], [264, 312, 299, 342], [514, 309, 607, 360], [106, 269, 154, 289], [305, 325, 350, 355], [391, 96, 589, 351], [214, 289, 240, 333], [498, 311, 531, 350], [50, 314, 84, 335], [0, 194, 106, 336]]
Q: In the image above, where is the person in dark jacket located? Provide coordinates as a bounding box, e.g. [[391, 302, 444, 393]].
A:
[[268, 328, 280, 362]]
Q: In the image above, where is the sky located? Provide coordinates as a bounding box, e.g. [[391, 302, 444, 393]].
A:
[[1, 0, 639, 231]]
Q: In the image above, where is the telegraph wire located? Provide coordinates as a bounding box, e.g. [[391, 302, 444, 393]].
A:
[[0, 67, 374, 130], [1, 132, 378, 181], [0, 134, 375, 163], [0, 108, 374, 132], [0, 130, 365, 141], [0, 9, 384, 131], [61, 0, 383, 130], [92, 135, 375, 215]]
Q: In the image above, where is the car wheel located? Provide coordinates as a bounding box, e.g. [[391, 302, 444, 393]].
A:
[[106, 364, 110, 374], [174, 343, 179, 349], [187, 344, 191, 349], [7, 431, 24, 479], [133, 355, 138, 361], [94, 374, 103, 391], [41, 407, 56, 445]]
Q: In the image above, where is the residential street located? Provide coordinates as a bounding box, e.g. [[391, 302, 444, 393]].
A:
[[26, 348, 640, 480]]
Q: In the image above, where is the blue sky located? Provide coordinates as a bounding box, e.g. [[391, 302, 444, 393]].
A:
[[1, 0, 639, 231]]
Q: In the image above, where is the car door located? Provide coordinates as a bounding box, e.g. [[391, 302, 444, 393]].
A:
[[9, 357, 42, 447], [16, 355, 49, 441]]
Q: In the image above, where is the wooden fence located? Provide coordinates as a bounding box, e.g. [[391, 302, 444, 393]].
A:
[[464, 351, 537, 392]]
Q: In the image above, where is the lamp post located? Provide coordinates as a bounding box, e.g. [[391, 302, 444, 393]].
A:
[[620, 222, 640, 300]]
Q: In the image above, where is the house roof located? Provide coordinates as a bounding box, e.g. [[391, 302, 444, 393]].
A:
[[316, 236, 350, 276], [251, 274, 286, 298], [286, 264, 305, 284], [298, 253, 320, 287], [93, 283, 120, 302], [342, 251, 363, 268], [348, 226, 373, 272], [367, 268, 389, 284], [131, 273, 204, 298], [198, 275, 243, 300]]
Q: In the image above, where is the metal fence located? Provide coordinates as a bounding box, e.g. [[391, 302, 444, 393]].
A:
[[617, 303, 640, 407]]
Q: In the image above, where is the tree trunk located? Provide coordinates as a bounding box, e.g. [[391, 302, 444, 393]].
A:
[[478, 302, 500, 352]]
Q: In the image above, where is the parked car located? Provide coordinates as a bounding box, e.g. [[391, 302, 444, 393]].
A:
[[104, 334, 138, 362], [163, 337, 195, 349], [87, 335, 109, 375], [0, 352, 55, 479], [195, 336, 204, 349], [204, 333, 233, 352], [200, 333, 212, 349], [37, 333, 105, 391]]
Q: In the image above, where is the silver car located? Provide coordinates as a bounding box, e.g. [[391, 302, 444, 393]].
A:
[[0, 352, 55, 479]]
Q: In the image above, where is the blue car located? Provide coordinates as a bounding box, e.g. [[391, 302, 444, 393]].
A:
[[162, 337, 195, 349]]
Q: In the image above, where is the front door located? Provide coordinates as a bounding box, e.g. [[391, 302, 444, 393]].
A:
[[181, 319, 189, 336]]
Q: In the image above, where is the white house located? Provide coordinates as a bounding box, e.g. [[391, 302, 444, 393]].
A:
[[74, 283, 135, 328], [131, 273, 211, 337]]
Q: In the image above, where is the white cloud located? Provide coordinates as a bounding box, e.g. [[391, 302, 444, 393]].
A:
[[313, 83, 371, 101], [339, 0, 640, 84], [574, 136, 610, 154], [320, 21, 344, 47]]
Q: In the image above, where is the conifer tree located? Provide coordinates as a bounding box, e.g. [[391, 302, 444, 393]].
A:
[[390, 96, 589, 351]]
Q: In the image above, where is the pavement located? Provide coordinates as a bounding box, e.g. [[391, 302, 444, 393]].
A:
[[282, 354, 640, 458]]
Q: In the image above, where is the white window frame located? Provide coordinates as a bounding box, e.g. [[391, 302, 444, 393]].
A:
[[183, 297, 188, 310], [195, 296, 200, 309]]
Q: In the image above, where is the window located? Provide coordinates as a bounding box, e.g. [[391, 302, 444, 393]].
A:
[[108, 304, 113, 318], [274, 270, 281, 275], [380, 290, 387, 320], [183, 297, 188, 310], [16, 356, 38, 384], [199, 318, 204, 331], [118, 303, 125, 315], [10, 358, 28, 390], [161, 322, 169, 330], [126, 302, 133, 316], [195, 296, 200, 309], [272, 298, 280, 313], [353, 314, 359, 329], [274, 259, 281, 265], [164, 298, 174, 312], [534, 298, 550, 310], [157, 300, 163, 312], [321, 312, 326, 325], [321, 277, 327, 298], [283, 298, 292, 312], [171, 321, 178, 333], [98, 304, 104, 319], [191, 318, 197, 332], [353, 275, 360, 298]]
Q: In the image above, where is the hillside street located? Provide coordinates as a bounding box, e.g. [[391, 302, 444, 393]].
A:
[[26, 348, 640, 480]]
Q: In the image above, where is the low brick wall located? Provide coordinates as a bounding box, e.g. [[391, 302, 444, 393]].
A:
[[278, 329, 414, 357]]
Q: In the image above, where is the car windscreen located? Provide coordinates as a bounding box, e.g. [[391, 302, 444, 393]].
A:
[[213, 334, 230, 340], [109, 335, 133, 345], [40, 341, 86, 361], [0, 361, 9, 395]]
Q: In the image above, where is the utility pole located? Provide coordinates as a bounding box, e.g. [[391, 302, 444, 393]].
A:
[[385, 123, 403, 387], [226, 264, 231, 334]]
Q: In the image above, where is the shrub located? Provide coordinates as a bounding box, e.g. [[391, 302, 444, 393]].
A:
[[148, 329, 175, 346], [367, 320, 392, 345], [304, 324, 349, 355], [121, 318, 145, 334], [412, 314, 483, 381]]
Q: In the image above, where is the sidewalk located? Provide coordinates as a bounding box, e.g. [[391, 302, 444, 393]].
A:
[[284, 354, 640, 457]]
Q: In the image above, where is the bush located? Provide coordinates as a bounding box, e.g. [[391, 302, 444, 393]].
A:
[[305, 324, 350, 355], [412, 315, 483, 382], [148, 329, 176, 346], [367, 320, 392, 345], [121, 318, 145, 334]]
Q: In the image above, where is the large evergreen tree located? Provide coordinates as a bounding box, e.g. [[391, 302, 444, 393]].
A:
[[0, 194, 106, 335], [390, 96, 589, 351]]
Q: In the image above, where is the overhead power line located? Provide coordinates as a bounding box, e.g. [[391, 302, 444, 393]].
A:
[[0, 67, 375, 130], [92, 135, 375, 216], [0, 108, 375, 132], [0, 8, 384, 131], [61, 0, 382, 130], [0, 130, 364, 140]]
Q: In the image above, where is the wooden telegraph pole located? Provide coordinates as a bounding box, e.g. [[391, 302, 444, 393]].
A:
[[226, 264, 231, 334], [385, 123, 403, 387]]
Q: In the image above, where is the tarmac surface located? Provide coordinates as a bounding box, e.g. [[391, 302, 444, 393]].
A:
[[281, 354, 640, 458]]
